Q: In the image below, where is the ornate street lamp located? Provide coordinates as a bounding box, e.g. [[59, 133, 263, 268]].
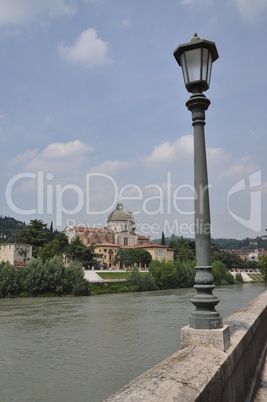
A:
[[173, 34, 222, 329]]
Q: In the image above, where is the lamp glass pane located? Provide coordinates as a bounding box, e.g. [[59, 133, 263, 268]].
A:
[[207, 52, 212, 87], [201, 48, 209, 81], [185, 48, 201, 83], [181, 53, 189, 86]]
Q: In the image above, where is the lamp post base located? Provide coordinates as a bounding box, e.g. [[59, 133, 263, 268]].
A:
[[189, 271, 223, 329], [189, 313, 223, 330]]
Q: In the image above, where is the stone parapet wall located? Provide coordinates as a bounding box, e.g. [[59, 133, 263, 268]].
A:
[[104, 291, 267, 402]]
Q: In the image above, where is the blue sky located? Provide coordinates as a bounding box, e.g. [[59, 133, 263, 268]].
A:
[[0, 0, 267, 240]]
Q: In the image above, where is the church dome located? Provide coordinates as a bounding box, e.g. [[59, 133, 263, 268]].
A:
[[107, 201, 133, 222]]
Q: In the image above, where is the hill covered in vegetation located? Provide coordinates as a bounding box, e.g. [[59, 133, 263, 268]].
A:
[[0, 216, 27, 242], [153, 234, 267, 251]]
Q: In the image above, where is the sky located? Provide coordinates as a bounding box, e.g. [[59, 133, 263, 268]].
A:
[[0, 0, 267, 240]]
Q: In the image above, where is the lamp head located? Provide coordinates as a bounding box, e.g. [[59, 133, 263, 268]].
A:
[[173, 33, 219, 93]]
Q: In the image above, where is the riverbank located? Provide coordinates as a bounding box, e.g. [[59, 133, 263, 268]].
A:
[[84, 270, 130, 283], [84, 270, 259, 283]]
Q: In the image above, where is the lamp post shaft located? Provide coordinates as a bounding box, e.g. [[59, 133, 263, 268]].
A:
[[186, 92, 222, 330], [187, 92, 211, 266]]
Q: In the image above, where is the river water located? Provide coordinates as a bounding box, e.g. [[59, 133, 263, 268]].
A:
[[0, 283, 265, 402]]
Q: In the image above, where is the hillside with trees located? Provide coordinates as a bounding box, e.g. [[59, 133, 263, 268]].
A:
[[0, 216, 27, 242], [154, 234, 267, 251]]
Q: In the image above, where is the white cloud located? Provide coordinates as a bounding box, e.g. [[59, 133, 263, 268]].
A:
[[120, 19, 131, 28], [219, 156, 258, 180], [232, 0, 267, 22], [42, 140, 93, 159], [90, 160, 131, 174], [144, 135, 193, 165], [11, 140, 93, 173], [207, 147, 230, 164], [59, 28, 111, 68], [0, 0, 76, 25]]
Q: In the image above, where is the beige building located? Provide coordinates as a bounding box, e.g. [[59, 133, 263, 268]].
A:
[[0, 243, 32, 266], [134, 243, 174, 262], [94, 243, 119, 268], [64, 201, 174, 268]]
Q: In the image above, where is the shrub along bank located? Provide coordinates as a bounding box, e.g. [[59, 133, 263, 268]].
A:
[[0, 256, 89, 298], [0, 257, 237, 298], [91, 259, 236, 295]]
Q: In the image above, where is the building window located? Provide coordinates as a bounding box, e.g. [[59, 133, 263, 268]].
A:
[[104, 249, 107, 252], [124, 238, 128, 246]]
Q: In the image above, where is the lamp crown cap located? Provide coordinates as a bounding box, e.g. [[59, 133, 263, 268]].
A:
[[192, 33, 200, 42]]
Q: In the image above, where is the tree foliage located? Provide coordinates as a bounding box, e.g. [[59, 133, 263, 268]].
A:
[[211, 248, 244, 269], [0, 261, 19, 297], [128, 267, 156, 291], [148, 259, 195, 289], [258, 255, 267, 286], [114, 247, 152, 268], [18, 219, 99, 266], [147, 258, 234, 290], [235, 272, 244, 283], [169, 236, 195, 262], [0, 256, 90, 297], [0, 216, 27, 243], [212, 260, 235, 286], [66, 236, 98, 268], [38, 232, 69, 262], [18, 219, 50, 257]]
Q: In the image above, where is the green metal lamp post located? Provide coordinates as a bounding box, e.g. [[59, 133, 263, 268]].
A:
[[173, 33, 223, 329]]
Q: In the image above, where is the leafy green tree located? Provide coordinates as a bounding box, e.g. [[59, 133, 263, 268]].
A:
[[128, 266, 155, 291], [114, 248, 152, 268], [38, 233, 69, 262], [175, 259, 195, 288], [161, 231, 166, 246], [169, 236, 195, 262], [63, 261, 89, 296], [66, 236, 98, 268], [149, 259, 195, 289], [19, 257, 47, 294], [19, 256, 89, 296], [0, 261, 19, 297], [149, 259, 176, 289], [246, 260, 258, 270], [133, 249, 152, 267], [176, 246, 195, 262], [258, 255, 267, 289], [235, 272, 244, 283], [18, 219, 50, 257], [212, 249, 244, 269], [114, 247, 132, 269], [212, 260, 234, 286], [44, 256, 65, 293]]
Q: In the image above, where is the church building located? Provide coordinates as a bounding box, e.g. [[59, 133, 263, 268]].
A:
[[64, 201, 174, 268]]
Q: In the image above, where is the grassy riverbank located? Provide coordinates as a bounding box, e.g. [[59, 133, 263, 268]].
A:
[[97, 272, 131, 280], [1, 257, 264, 298], [89, 282, 135, 295]]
